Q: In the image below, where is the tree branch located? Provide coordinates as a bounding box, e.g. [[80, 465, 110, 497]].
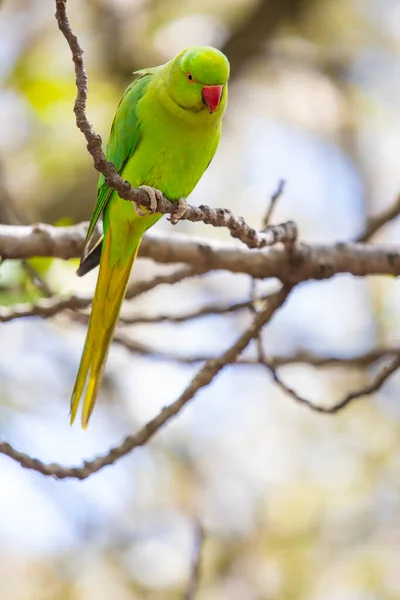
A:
[[119, 296, 271, 325], [100, 340, 400, 370], [0, 286, 292, 479], [0, 291, 272, 326], [0, 265, 202, 324], [356, 193, 400, 242], [263, 355, 400, 414], [2, 223, 400, 283]]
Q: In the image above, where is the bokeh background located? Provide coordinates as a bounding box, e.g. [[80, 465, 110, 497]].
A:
[[1, 0, 400, 598]]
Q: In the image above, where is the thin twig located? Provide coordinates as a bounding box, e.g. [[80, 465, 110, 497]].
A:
[[252, 176, 400, 413], [54, 0, 297, 250], [119, 295, 270, 325], [262, 355, 400, 414], [126, 265, 202, 299], [262, 179, 286, 231], [264, 347, 400, 369], [0, 286, 292, 479], [252, 181, 287, 364], [0, 265, 202, 324], [356, 193, 400, 242], [0, 294, 90, 323], [103, 341, 400, 370]]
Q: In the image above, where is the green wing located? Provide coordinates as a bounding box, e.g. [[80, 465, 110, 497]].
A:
[[81, 73, 152, 261]]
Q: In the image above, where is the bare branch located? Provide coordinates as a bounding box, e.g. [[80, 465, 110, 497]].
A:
[[0, 286, 292, 479], [53, 0, 297, 251], [106, 341, 400, 370], [0, 265, 202, 324], [266, 347, 400, 369], [251, 181, 287, 364], [262, 179, 286, 231], [2, 223, 400, 283], [119, 295, 270, 325], [126, 265, 202, 299], [0, 222, 89, 261], [356, 193, 400, 242], [263, 355, 400, 414], [0, 294, 90, 323]]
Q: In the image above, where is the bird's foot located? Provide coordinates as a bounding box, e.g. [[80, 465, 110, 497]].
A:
[[136, 185, 163, 215], [133, 203, 147, 217], [169, 198, 188, 224]]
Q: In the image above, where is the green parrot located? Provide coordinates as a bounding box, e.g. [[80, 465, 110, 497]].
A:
[[70, 46, 230, 428]]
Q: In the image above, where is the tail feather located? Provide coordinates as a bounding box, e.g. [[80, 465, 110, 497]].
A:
[[70, 226, 141, 428]]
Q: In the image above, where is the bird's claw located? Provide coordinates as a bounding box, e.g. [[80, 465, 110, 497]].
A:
[[169, 198, 188, 224], [133, 203, 147, 217], [137, 185, 163, 215]]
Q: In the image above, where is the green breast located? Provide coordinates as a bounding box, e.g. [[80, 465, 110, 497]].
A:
[[121, 83, 222, 201]]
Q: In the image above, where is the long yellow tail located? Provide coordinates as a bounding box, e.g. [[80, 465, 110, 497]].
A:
[[70, 226, 140, 428]]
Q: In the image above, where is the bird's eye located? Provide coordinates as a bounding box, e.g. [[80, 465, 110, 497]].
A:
[[186, 72, 194, 82]]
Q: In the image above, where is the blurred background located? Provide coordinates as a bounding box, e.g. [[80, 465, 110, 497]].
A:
[[1, 0, 400, 598]]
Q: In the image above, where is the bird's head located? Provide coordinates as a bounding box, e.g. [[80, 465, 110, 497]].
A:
[[168, 46, 230, 115]]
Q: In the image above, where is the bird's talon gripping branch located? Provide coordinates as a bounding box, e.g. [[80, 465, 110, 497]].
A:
[[138, 185, 163, 214], [169, 198, 188, 224], [133, 203, 147, 217]]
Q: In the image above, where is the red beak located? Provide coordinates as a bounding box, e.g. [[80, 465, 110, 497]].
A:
[[202, 85, 223, 113]]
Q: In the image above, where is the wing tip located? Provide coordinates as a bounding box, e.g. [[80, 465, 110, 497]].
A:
[[77, 237, 103, 277]]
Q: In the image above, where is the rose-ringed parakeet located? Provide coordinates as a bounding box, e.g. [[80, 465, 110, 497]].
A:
[[70, 46, 230, 427]]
